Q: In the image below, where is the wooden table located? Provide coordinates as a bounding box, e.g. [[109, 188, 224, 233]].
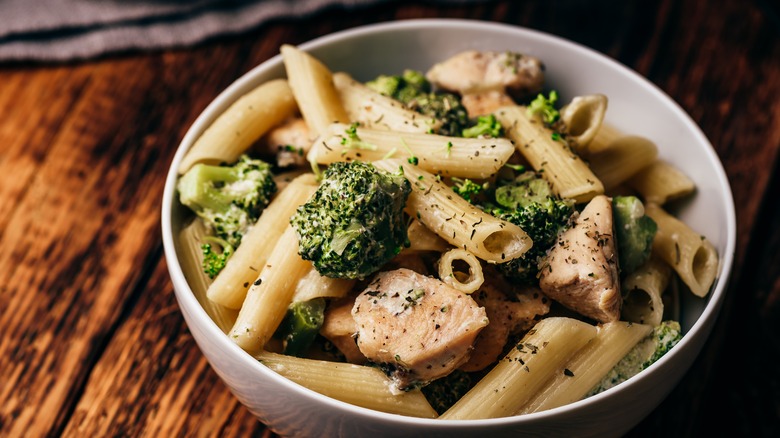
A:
[[2, 0, 778, 436]]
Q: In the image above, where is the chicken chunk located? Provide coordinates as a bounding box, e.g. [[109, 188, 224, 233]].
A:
[[319, 297, 365, 364], [461, 91, 516, 118], [426, 50, 544, 100], [261, 117, 310, 167], [538, 195, 621, 322], [460, 276, 550, 372], [352, 268, 488, 390]]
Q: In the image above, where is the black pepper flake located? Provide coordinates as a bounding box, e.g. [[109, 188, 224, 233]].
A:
[[564, 368, 575, 377], [253, 278, 263, 286]]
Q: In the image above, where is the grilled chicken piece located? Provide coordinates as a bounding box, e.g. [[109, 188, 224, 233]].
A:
[[461, 91, 516, 118], [352, 268, 488, 390], [460, 277, 550, 372], [539, 195, 621, 322], [262, 117, 310, 167], [319, 297, 366, 364], [426, 50, 545, 100]]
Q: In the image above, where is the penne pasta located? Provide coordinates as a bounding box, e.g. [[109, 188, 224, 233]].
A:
[[291, 266, 356, 303], [645, 203, 719, 297], [229, 226, 312, 354], [309, 122, 515, 179], [586, 122, 622, 154], [437, 248, 484, 294], [178, 220, 238, 333], [494, 106, 604, 203], [281, 45, 349, 138], [628, 160, 696, 205], [178, 79, 297, 174], [255, 351, 438, 418], [333, 72, 441, 133], [518, 321, 652, 414], [405, 219, 451, 253], [207, 174, 318, 309], [588, 135, 658, 192], [560, 94, 608, 151], [621, 257, 670, 327], [440, 317, 598, 420], [373, 159, 532, 264]]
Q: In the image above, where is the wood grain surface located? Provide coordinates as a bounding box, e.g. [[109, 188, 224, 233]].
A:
[[1, 0, 778, 436]]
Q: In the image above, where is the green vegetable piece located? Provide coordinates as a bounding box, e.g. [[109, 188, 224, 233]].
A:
[[177, 154, 276, 248], [291, 161, 411, 279], [451, 177, 485, 203], [276, 298, 326, 357], [527, 90, 560, 124], [462, 114, 504, 138], [587, 321, 682, 396], [366, 70, 469, 137], [200, 236, 233, 279], [421, 370, 472, 415], [612, 196, 658, 275], [479, 172, 574, 283], [366, 74, 402, 96]]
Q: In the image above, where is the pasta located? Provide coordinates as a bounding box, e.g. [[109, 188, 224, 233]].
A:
[[437, 248, 484, 294], [588, 135, 658, 192], [645, 203, 719, 297], [518, 321, 652, 414], [560, 94, 608, 150], [178, 220, 238, 333], [207, 174, 317, 309], [292, 266, 356, 303], [628, 160, 696, 205], [308, 122, 515, 179], [333, 72, 441, 133], [229, 226, 312, 354], [280, 44, 349, 138], [255, 351, 438, 418], [494, 106, 604, 203], [178, 79, 297, 174], [405, 219, 451, 253], [621, 257, 670, 326], [373, 158, 532, 263], [440, 317, 598, 420]]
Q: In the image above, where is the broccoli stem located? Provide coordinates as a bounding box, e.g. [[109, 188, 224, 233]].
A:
[[277, 298, 326, 357]]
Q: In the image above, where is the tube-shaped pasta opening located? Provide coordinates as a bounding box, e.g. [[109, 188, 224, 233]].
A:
[[690, 242, 719, 296], [561, 94, 607, 150], [645, 203, 719, 297], [622, 287, 664, 327], [438, 248, 484, 294]]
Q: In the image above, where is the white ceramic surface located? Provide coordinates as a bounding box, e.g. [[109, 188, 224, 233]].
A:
[[161, 19, 736, 438]]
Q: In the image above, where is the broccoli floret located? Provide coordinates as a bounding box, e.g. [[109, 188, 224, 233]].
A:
[[291, 161, 411, 279], [450, 177, 485, 203], [421, 370, 473, 415], [587, 321, 683, 396], [527, 90, 560, 125], [366, 74, 403, 96], [612, 196, 658, 275], [201, 236, 234, 279], [275, 298, 326, 357], [479, 172, 574, 283], [178, 155, 276, 248], [462, 114, 504, 138], [367, 70, 469, 137]]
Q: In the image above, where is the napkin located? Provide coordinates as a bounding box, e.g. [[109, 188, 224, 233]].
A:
[[0, 0, 484, 62]]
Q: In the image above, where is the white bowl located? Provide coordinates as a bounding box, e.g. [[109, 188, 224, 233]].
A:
[[162, 19, 736, 437]]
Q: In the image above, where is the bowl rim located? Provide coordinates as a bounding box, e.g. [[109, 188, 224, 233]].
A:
[[161, 17, 737, 427]]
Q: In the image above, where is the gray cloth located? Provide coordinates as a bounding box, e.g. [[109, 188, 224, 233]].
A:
[[0, 0, 484, 62]]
